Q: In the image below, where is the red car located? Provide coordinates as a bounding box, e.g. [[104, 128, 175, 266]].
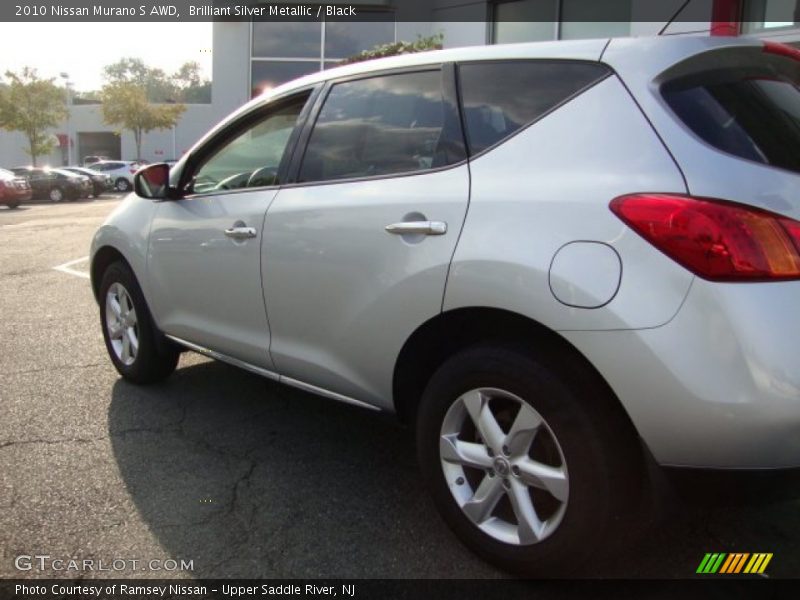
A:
[[0, 168, 32, 209]]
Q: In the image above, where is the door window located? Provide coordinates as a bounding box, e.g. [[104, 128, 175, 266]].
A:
[[189, 94, 309, 194], [298, 70, 449, 183]]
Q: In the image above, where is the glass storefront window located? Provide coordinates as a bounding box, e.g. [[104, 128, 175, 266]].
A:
[[252, 21, 321, 58], [325, 15, 395, 59], [742, 0, 800, 33], [493, 0, 631, 43], [251, 61, 320, 97], [251, 12, 395, 98]]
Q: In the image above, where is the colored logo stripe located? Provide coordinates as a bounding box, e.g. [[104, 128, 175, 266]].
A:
[[697, 553, 772, 574]]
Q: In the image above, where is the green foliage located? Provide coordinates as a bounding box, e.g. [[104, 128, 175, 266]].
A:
[[101, 81, 186, 160], [103, 57, 211, 103], [0, 68, 67, 166], [339, 33, 444, 66]]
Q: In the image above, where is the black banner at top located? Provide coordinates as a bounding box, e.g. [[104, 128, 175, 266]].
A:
[[0, 0, 795, 24]]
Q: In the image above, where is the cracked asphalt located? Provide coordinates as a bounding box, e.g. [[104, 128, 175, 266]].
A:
[[0, 199, 798, 580]]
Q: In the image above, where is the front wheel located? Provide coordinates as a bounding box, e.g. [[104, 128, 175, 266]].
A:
[[49, 187, 64, 202], [99, 261, 179, 384], [115, 178, 131, 192], [417, 345, 641, 576]]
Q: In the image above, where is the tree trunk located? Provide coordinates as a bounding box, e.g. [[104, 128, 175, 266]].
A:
[[29, 133, 37, 167], [134, 128, 142, 161]]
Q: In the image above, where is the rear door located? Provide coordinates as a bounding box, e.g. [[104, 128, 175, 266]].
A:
[[261, 66, 469, 406]]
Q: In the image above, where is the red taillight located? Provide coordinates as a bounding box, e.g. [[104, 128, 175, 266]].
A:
[[610, 194, 800, 282], [764, 41, 800, 63]]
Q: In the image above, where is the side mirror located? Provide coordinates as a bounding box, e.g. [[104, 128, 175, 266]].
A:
[[134, 163, 171, 199]]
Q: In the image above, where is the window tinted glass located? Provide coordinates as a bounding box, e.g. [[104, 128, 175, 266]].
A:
[[663, 70, 800, 174], [191, 96, 308, 194], [299, 70, 446, 183], [458, 61, 609, 155]]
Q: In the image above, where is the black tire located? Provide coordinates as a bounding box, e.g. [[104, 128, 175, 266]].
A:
[[115, 178, 131, 192], [6, 202, 20, 209], [99, 261, 179, 384], [49, 186, 64, 202], [416, 344, 642, 576]]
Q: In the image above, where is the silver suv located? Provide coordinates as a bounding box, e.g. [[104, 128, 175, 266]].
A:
[[91, 37, 800, 575]]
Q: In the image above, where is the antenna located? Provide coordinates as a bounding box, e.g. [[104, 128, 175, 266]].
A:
[[659, 0, 693, 35]]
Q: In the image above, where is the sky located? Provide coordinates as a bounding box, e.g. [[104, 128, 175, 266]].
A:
[[0, 22, 213, 92]]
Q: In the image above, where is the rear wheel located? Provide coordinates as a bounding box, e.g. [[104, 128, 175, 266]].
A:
[[99, 261, 179, 384], [417, 345, 641, 576], [115, 178, 131, 192], [6, 201, 20, 209]]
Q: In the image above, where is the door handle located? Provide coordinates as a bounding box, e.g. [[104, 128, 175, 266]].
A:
[[224, 226, 257, 240], [385, 221, 447, 236]]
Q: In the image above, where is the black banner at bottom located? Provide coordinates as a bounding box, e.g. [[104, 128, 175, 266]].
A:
[[0, 579, 797, 600]]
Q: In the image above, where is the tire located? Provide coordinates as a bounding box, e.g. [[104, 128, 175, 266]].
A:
[[99, 261, 179, 384], [416, 344, 642, 576], [115, 178, 131, 192], [49, 187, 64, 202], [6, 202, 20, 209]]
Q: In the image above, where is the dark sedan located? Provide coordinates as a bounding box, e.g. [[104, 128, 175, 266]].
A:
[[63, 166, 113, 197], [0, 168, 32, 208], [10, 167, 86, 202]]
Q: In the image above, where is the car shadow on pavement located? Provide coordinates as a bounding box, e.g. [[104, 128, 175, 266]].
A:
[[108, 359, 800, 579], [107, 359, 507, 579]]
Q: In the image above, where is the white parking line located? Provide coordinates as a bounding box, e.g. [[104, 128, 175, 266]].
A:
[[53, 256, 90, 280]]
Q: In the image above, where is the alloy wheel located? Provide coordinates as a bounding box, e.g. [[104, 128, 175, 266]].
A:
[[439, 387, 569, 546], [105, 282, 139, 366]]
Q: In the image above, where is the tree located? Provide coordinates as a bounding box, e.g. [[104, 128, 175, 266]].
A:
[[0, 68, 67, 166], [101, 81, 185, 160], [339, 33, 444, 65], [172, 61, 212, 104], [103, 57, 211, 104]]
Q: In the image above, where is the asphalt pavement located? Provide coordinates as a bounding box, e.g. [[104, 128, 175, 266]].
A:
[[0, 197, 798, 579]]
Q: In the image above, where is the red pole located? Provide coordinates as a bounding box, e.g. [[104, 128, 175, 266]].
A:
[[711, 0, 742, 36]]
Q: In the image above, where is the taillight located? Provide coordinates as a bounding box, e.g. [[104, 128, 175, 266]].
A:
[[764, 41, 800, 63], [610, 194, 800, 282]]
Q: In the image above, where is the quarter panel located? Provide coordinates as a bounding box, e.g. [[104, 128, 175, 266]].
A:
[[444, 76, 693, 330], [563, 279, 800, 468]]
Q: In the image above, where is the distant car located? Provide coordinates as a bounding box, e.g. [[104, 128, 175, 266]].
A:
[[11, 167, 85, 202], [88, 161, 141, 192], [83, 155, 109, 167], [0, 167, 32, 208], [63, 166, 113, 197]]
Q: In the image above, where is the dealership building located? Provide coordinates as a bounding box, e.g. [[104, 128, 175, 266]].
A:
[[1, 0, 799, 168]]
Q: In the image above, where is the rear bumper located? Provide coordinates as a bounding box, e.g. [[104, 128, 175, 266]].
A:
[[563, 278, 800, 469]]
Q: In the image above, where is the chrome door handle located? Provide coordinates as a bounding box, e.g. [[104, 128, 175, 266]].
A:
[[385, 221, 447, 236], [224, 226, 257, 240]]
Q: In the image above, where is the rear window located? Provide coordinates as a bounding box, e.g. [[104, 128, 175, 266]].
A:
[[663, 69, 800, 174], [457, 61, 611, 155]]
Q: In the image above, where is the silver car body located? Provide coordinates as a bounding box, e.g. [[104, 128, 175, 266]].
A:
[[91, 36, 800, 469]]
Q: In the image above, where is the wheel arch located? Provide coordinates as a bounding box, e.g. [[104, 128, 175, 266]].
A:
[[393, 307, 639, 438], [91, 245, 133, 303]]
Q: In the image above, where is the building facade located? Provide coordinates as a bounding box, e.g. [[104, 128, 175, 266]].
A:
[[1, 0, 798, 168]]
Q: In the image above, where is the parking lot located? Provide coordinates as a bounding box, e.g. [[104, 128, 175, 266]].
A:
[[0, 197, 798, 579]]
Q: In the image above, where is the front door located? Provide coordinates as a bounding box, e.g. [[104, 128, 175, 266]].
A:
[[147, 92, 312, 368]]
